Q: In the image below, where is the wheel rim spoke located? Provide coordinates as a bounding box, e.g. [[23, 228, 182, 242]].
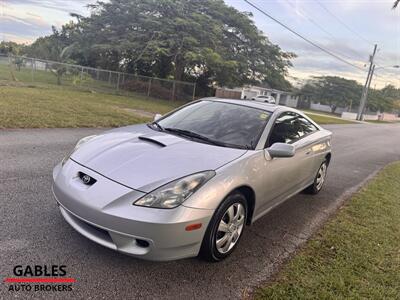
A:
[[218, 220, 229, 232], [234, 204, 243, 222], [236, 216, 245, 226], [222, 234, 233, 252], [216, 234, 229, 248], [316, 163, 327, 190], [227, 206, 235, 223], [232, 231, 239, 242]]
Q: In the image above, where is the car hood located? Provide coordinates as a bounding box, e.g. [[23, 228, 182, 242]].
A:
[[70, 124, 247, 192]]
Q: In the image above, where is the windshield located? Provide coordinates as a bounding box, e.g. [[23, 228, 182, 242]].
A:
[[154, 100, 271, 149]]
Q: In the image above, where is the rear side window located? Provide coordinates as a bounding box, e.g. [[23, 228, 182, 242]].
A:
[[267, 112, 318, 147]]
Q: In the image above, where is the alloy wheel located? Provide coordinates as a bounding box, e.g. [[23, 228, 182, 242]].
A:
[[215, 203, 245, 254], [316, 162, 327, 190]]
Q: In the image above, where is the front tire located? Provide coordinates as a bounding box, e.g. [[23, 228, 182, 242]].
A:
[[305, 160, 328, 194], [199, 192, 247, 262]]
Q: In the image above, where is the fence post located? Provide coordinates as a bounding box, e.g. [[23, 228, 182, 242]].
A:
[[117, 72, 120, 92], [147, 78, 152, 97], [80, 67, 84, 86], [171, 81, 176, 101], [108, 71, 112, 85], [31, 58, 34, 82], [192, 83, 196, 101], [96, 69, 100, 80]]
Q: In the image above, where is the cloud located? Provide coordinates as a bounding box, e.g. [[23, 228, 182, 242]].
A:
[[288, 55, 399, 89], [0, 16, 50, 38], [276, 35, 369, 67], [0, 13, 54, 44], [239, 0, 399, 87], [3, 14, 50, 29], [2, 33, 35, 44], [4, 0, 93, 14], [1, 0, 95, 44]]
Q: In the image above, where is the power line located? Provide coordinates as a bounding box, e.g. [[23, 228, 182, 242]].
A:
[[314, 0, 375, 47], [283, 0, 367, 64], [243, 0, 367, 72]]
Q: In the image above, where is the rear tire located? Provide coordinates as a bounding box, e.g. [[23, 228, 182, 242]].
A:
[[305, 160, 328, 194], [199, 192, 247, 262]]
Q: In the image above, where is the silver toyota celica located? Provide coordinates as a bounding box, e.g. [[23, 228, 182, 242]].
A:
[[52, 98, 332, 261]]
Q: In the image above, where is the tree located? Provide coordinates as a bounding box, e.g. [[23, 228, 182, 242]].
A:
[[368, 85, 400, 112], [301, 77, 399, 113], [74, 0, 294, 92], [300, 76, 362, 113], [27, 26, 77, 85], [0, 41, 25, 71], [0, 42, 28, 81], [0, 41, 27, 56]]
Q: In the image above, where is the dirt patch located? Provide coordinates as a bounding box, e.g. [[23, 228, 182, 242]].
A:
[[0, 80, 28, 87], [121, 108, 155, 119]]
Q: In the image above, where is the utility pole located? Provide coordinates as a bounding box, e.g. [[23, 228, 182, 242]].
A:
[[361, 64, 375, 117], [357, 44, 377, 120]]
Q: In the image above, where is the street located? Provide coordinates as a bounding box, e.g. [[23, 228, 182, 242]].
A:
[[1, 124, 400, 299]]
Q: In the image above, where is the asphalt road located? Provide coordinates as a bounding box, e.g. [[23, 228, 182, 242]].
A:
[[1, 124, 400, 299]]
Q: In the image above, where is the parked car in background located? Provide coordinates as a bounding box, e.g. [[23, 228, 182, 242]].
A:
[[252, 95, 276, 104], [52, 98, 332, 262]]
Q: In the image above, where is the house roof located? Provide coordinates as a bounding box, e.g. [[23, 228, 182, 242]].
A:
[[218, 85, 295, 95]]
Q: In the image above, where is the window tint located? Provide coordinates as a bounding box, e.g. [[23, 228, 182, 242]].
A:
[[158, 101, 271, 149], [267, 112, 318, 146]]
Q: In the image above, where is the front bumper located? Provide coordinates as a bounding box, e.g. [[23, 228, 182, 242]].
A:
[[52, 160, 214, 261]]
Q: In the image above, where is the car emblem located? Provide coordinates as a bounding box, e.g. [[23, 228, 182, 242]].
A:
[[82, 175, 91, 185]]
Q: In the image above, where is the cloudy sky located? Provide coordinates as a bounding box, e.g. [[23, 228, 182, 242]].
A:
[[1, 0, 399, 87]]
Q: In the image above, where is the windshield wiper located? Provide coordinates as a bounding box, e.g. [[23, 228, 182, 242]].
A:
[[163, 127, 249, 149]]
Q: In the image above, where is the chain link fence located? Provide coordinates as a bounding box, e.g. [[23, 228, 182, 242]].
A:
[[0, 54, 196, 101]]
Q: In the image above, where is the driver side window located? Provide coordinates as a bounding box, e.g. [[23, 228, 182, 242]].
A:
[[266, 112, 318, 147]]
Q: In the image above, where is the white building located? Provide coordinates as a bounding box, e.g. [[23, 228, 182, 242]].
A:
[[215, 85, 299, 108]]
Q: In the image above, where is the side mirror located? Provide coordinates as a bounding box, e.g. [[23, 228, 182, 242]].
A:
[[153, 113, 162, 121], [267, 143, 295, 158]]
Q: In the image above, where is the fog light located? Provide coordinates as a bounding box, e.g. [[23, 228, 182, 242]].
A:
[[136, 239, 150, 248]]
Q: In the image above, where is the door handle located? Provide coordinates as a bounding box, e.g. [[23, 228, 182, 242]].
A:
[[305, 150, 312, 155]]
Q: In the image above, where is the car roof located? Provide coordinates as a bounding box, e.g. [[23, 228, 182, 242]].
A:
[[201, 97, 281, 113]]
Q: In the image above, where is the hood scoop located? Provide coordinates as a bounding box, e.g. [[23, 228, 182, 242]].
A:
[[138, 136, 166, 147]]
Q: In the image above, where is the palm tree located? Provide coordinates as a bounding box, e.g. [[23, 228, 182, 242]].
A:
[[49, 43, 76, 85]]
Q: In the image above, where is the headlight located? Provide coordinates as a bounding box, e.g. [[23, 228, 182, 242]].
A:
[[134, 171, 216, 209], [61, 135, 97, 166]]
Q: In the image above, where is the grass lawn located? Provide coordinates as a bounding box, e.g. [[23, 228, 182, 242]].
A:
[[0, 83, 180, 128], [304, 113, 355, 125], [0, 61, 355, 128], [301, 109, 340, 117], [366, 120, 400, 124], [0, 62, 57, 84], [256, 162, 400, 299], [0, 62, 138, 94]]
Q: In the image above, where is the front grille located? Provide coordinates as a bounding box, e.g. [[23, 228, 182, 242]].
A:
[[83, 220, 110, 237], [68, 211, 112, 243]]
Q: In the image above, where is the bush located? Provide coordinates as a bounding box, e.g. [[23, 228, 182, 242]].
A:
[[121, 79, 173, 100]]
